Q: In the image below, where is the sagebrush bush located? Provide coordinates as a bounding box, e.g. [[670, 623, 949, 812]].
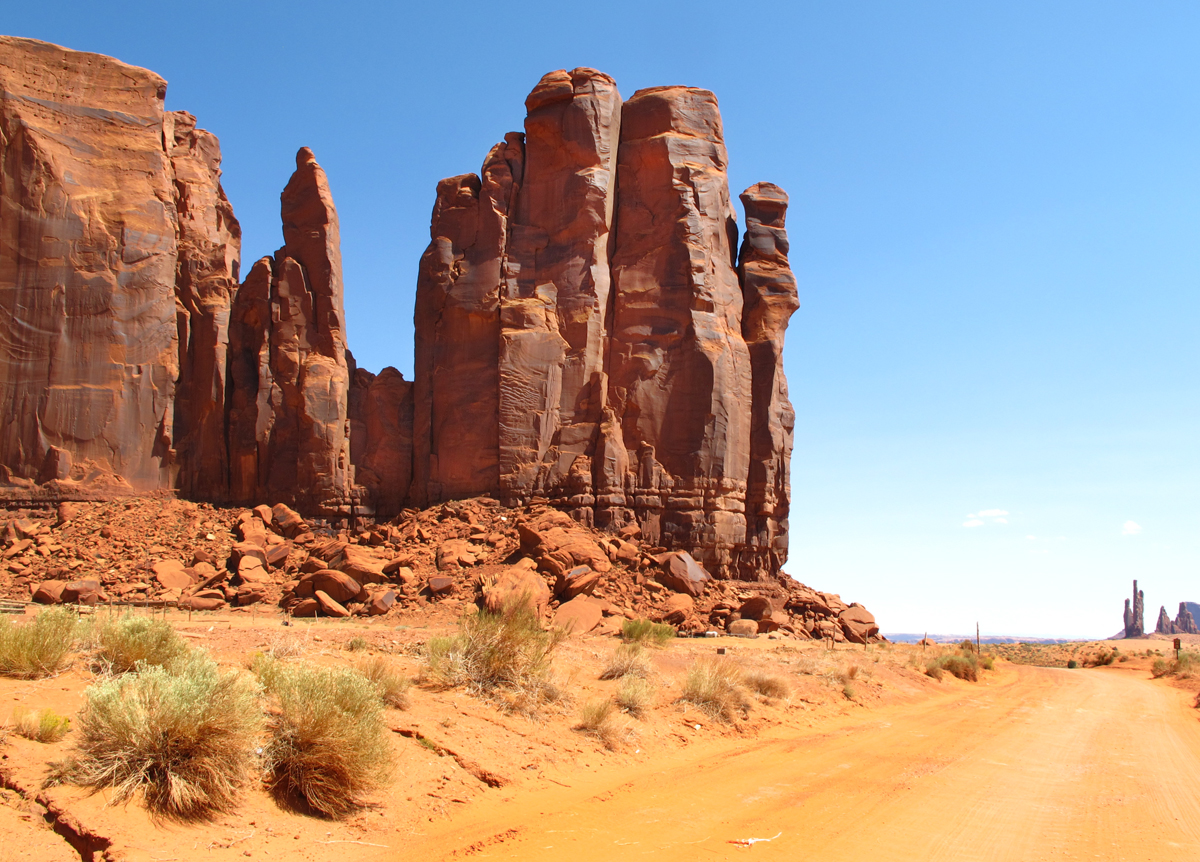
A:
[[424, 602, 564, 707], [258, 659, 392, 818], [1067, 659, 1079, 669], [743, 670, 790, 699], [344, 637, 370, 652], [576, 698, 620, 749], [980, 654, 995, 671], [0, 608, 78, 679], [621, 619, 675, 647], [680, 657, 749, 722], [925, 663, 944, 681], [616, 675, 655, 717], [11, 707, 71, 743], [53, 651, 262, 819], [600, 643, 652, 680], [356, 654, 411, 709], [91, 613, 189, 674]]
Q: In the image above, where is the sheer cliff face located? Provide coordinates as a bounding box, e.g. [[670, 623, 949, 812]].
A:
[[414, 72, 799, 579], [0, 40, 800, 580], [0, 37, 240, 494]]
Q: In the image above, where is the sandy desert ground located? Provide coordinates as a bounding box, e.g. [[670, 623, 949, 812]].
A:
[[3, 613, 1199, 862]]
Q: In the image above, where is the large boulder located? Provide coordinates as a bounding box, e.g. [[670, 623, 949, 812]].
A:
[[839, 604, 878, 644], [656, 552, 710, 598], [296, 570, 363, 605], [481, 563, 551, 616], [552, 597, 603, 635]]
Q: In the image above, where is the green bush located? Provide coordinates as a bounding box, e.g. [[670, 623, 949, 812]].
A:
[[679, 657, 749, 722], [621, 619, 675, 647], [424, 603, 564, 705], [91, 613, 189, 674], [258, 660, 392, 818], [11, 707, 71, 743], [0, 608, 78, 679], [925, 652, 979, 682], [53, 652, 262, 819], [1067, 659, 1079, 669]]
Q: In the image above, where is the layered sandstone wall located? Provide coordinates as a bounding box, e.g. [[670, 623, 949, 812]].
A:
[[412, 71, 799, 579], [0, 39, 801, 581]]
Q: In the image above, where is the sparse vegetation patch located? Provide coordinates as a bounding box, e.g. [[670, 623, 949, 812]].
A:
[[258, 659, 392, 818], [11, 707, 71, 743], [0, 608, 78, 679], [53, 651, 262, 820], [90, 612, 190, 674], [621, 619, 675, 647], [680, 656, 749, 722], [600, 643, 652, 680]]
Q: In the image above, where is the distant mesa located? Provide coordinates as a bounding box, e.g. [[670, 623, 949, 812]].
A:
[[0, 38, 800, 585]]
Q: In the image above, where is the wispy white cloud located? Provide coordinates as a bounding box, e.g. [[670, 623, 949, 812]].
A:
[[1122, 520, 1142, 536], [963, 508, 1010, 528], [963, 518, 985, 528], [978, 509, 1009, 518]]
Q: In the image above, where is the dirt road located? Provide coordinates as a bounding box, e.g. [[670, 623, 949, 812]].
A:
[[406, 666, 1200, 861]]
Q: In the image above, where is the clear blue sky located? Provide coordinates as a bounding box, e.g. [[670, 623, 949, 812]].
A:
[[11, 1, 1198, 638]]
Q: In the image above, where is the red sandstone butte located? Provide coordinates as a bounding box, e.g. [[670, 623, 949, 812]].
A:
[[0, 39, 804, 583]]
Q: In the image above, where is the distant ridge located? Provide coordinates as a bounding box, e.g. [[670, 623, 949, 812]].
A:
[[885, 633, 1073, 645]]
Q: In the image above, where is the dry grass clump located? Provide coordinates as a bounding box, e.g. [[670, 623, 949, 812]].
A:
[[11, 707, 71, 743], [91, 613, 189, 674], [680, 657, 750, 722], [355, 654, 411, 709], [576, 698, 621, 749], [621, 619, 675, 647], [1152, 651, 1200, 679], [258, 659, 392, 818], [600, 643, 653, 680], [616, 675, 655, 717], [425, 602, 564, 709], [743, 670, 791, 699], [926, 652, 979, 682], [0, 608, 78, 679], [52, 652, 262, 820], [344, 636, 370, 652]]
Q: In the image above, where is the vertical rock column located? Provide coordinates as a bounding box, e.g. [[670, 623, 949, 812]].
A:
[[167, 110, 242, 500], [0, 37, 180, 490], [410, 138, 522, 506], [498, 68, 622, 521], [608, 86, 752, 576], [738, 183, 799, 579], [225, 148, 353, 513], [348, 362, 413, 519]]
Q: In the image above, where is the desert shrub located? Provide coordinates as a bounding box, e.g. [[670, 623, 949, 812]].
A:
[[355, 654, 411, 709], [924, 663, 944, 681], [1151, 657, 1169, 678], [680, 657, 749, 723], [91, 613, 189, 674], [600, 643, 652, 680], [1067, 659, 1079, 669], [0, 608, 78, 679], [980, 654, 995, 671], [941, 654, 979, 681], [11, 707, 71, 743], [344, 636, 370, 652], [53, 652, 262, 819], [959, 639, 976, 653], [424, 602, 564, 706], [743, 670, 790, 699], [576, 698, 620, 749], [616, 676, 655, 717], [258, 659, 392, 818], [842, 683, 856, 700], [621, 619, 675, 647]]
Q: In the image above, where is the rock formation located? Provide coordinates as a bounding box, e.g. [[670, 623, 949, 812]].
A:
[[1123, 580, 1145, 638], [410, 73, 799, 579], [0, 40, 803, 583], [226, 147, 353, 514], [1175, 602, 1199, 635], [1156, 605, 1173, 635]]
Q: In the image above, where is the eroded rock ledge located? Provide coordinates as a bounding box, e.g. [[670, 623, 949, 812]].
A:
[[0, 39, 800, 583]]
